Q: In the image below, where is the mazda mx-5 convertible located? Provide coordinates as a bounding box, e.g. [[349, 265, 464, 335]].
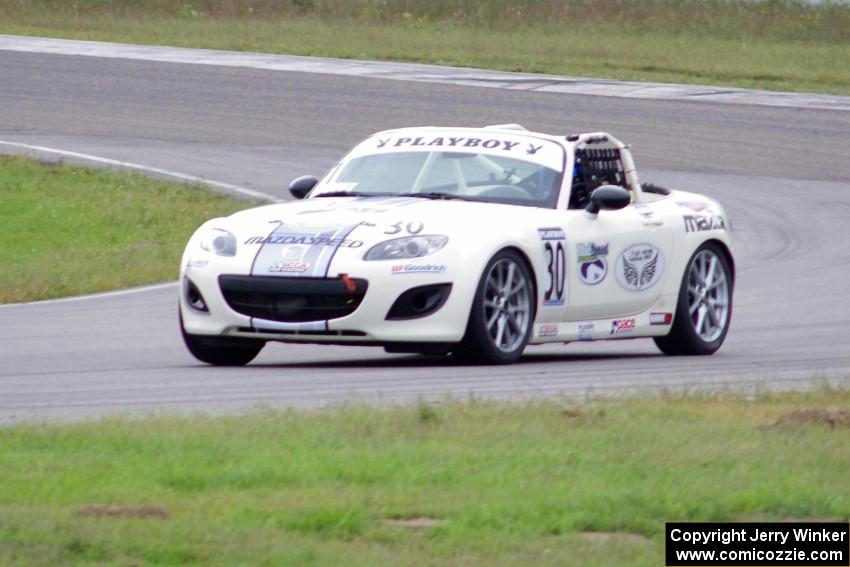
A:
[[179, 124, 734, 365]]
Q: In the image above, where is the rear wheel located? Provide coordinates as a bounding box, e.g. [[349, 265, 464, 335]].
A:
[[454, 249, 535, 364], [654, 243, 733, 355], [180, 311, 265, 366]]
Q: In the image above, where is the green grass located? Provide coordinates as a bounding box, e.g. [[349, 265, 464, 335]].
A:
[[0, 156, 255, 303], [1, 390, 849, 566], [1, 0, 849, 94]]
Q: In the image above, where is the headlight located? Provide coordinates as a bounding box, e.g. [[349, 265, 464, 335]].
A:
[[364, 235, 448, 261], [200, 228, 237, 257]]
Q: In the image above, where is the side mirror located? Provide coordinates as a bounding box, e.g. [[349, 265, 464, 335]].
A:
[[585, 185, 631, 218], [288, 175, 318, 199]]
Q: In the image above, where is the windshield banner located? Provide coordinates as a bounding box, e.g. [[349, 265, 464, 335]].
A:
[[350, 130, 565, 172]]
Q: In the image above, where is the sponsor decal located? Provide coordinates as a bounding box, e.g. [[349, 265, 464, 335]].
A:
[[616, 243, 664, 291], [280, 244, 307, 261], [650, 312, 673, 325], [683, 214, 726, 233], [384, 221, 424, 235], [269, 261, 310, 273], [539, 323, 559, 337], [537, 227, 566, 241], [376, 136, 521, 152], [251, 222, 363, 280], [539, 227, 567, 306], [269, 244, 311, 272], [245, 234, 364, 248], [610, 318, 636, 335], [633, 204, 657, 219], [576, 242, 609, 285], [676, 200, 711, 213], [185, 259, 208, 269], [391, 264, 446, 274], [578, 322, 595, 341], [363, 133, 563, 170]]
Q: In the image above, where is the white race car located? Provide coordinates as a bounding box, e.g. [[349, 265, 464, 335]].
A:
[[180, 125, 734, 365]]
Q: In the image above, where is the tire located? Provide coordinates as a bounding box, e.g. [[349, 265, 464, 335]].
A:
[[654, 242, 733, 356], [454, 249, 536, 364], [180, 311, 264, 366]]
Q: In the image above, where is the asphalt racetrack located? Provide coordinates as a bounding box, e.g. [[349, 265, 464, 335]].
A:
[[1, 38, 849, 423]]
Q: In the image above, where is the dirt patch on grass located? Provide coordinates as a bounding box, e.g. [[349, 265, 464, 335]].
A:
[[561, 408, 606, 420], [383, 517, 442, 530], [77, 504, 169, 520], [766, 408, 850, 430]]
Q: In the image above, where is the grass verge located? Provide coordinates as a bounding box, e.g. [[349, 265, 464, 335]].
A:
[[0, 156, 255, 303], [1, 1, 849, 95], [1, 389, 849, 565]]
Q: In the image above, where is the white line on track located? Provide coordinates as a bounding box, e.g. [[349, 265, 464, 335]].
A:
[[0, 282, 178, 309], [0, 140, 281, 202], [2, 34, 849, 111]]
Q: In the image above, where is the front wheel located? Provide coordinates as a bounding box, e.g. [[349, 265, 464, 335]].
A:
[[454, 249, 535, 364], [180, 312, 265, 366], [654, 243, 733, 355]]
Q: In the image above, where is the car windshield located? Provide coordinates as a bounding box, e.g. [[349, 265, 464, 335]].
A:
[[314, 135, 565, 208]]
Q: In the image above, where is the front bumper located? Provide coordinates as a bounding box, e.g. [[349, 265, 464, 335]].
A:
[[180, 263, 474, 344]]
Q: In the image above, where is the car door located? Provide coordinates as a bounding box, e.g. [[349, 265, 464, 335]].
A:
[[564, 202, 673, 321]]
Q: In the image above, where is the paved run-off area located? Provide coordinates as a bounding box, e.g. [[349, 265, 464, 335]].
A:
[[1, 37, 849, 422]]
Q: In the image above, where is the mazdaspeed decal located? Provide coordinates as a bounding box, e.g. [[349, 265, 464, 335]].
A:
[[577, 242, 609, 285], [244, 234, 363, 248], [616, 243, 664, 291], [251, 222, 363, 279]]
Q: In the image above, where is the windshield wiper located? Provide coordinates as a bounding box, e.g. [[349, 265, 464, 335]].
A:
[[314, 190, 472, 201], [405, 192, 472, 201], [313, 191, 377, 198]]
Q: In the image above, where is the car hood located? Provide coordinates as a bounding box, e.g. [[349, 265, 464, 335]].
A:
[[213, 196, 545, 278], [224, 195, 540, 238]]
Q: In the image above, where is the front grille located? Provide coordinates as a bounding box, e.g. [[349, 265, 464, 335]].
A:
[[236, 327, 367, 337], [219, 275, 368, 323]]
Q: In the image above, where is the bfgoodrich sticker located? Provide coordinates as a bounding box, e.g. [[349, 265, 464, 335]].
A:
[[391, 264, 446, 274]]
